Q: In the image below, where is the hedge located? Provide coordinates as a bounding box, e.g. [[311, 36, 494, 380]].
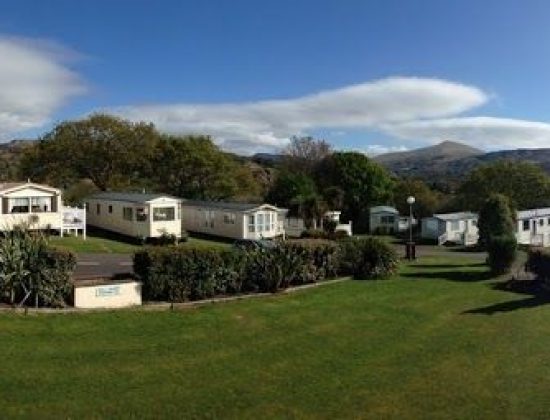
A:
[[133, 237, 399, 302]]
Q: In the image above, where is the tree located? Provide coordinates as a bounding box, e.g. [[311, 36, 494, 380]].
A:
[[265, 171, 317, 208], [457, 160, 550, 210], [393, 178, 443, 219], [290, 193, 327, 229], [153, 135, 251, 200], [282, 136, 332, 175], [323, 186, 345, 210], [19, 114, 161, 190], [316, 152, 394, 232], [477, 193, 516, 249], [477, 193, 518, 273]]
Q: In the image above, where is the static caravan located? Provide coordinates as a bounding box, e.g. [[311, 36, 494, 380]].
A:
[[515, 208, 550, 247], [285, 211, 352, 237], [369, 206, 399, 234], [421, 212, 479, 245], [181, 200, 286, 240], [0, 182, 62, 231], [86, 192, 183, 239]]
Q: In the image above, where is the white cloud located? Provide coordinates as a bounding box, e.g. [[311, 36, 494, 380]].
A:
[[0, 36, 85, 139], [112, 77, 487, 154], [383, 117, 550, 150], [363, 144, 409, 156]]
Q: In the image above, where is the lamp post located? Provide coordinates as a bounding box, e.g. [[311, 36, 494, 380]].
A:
[[406, 196, 416, 260]]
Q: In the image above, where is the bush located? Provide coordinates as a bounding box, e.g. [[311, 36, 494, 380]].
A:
[[134, 246, 241, 302], [300, 229, 329, 239], [323, 219, 338, 234], [0, 228, 76, 307], [338, 237, 399, 280], [486, 234, 517, 275], [133, 240, 342, 302], [526, 247, 550, 282]]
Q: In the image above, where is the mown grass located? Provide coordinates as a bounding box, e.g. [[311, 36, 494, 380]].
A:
[[2, 255, 550, 419]]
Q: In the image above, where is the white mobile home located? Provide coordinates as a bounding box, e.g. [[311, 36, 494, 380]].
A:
[[516, 208, 550, 247], [86, 193, 182, 239], [0, 182, 62, 231], [369, 206, 399, 234], [421, 212, 479, 245], [181, 200, 286, 240]]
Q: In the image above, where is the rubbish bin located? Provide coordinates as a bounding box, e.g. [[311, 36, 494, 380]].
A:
[[405, 242, 416, 260]]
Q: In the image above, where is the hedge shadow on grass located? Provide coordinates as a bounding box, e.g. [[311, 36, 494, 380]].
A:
[[400, 269, 493, 282], [409, 263, 486, 269], [463, 279, 550, 315]]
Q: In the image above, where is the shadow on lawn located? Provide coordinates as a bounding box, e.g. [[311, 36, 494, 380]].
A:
[[411, 263, 486, 269], [401, 269, 492, 282], [463, 279, 550, 315]]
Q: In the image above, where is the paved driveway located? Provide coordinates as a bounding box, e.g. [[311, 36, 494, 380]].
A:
[[75, 253, 133, 280]]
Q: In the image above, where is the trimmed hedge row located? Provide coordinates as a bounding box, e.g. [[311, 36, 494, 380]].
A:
[[134, 237, 398, 302]]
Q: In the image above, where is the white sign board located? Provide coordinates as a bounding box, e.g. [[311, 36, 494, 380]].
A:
[[74, 281, 142, 309]]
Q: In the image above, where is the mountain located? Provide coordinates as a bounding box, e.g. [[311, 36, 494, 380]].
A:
[[374, 141, 550, 181], [251, 153, 284, 166], [374, 141, 483, 178]]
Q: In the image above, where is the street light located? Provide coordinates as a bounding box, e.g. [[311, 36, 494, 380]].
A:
[[406, 196, 416, 260]]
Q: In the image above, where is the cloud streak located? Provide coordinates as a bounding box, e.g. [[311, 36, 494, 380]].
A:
[[113, 77, 488, 154], [0, 35, 85, 139], [383, 117, 550, 150]]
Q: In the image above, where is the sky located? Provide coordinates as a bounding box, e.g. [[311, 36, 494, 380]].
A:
[[2, 0, 550, 155]]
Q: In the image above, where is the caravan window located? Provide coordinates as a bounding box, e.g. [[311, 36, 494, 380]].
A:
[[381, 215, 395, 224], [123, 207, 133, 221], [9, 198, 29, 213], [136, 208, 147, 222], [257, 214, 264, 232], [523, 220, 530, 231], [30, 197, 50, 212], [224, 213, 236, 224], [450, 220, 460, 231], [248, 215, 255, 233], [153, 207, 175, 221]]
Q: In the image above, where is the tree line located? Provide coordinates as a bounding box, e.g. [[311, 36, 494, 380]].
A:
[[12, 113, 550, 233]]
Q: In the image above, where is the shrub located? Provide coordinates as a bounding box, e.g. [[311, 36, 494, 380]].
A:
[[282, 239, 340, 283], [338, 237, 399, 280], [486, 234, 517, 275], [526, 247, 550, 282], [323, 219, 338, 234], [300, 229, 329, 239], [0, 228, 76, 307], [478, 194, 516, 250]]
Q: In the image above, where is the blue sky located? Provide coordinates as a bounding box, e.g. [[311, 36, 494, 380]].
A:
[[2, 0, 550, 154]]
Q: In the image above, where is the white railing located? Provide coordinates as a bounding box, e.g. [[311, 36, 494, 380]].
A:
[[438, 232, 448, 245], [61, 206, 86, 239]]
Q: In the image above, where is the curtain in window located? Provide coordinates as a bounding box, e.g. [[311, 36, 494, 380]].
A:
[[9, 198, 29, 213]]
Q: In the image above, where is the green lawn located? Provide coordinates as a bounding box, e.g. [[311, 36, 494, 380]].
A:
[[2, 256, 550, 418], [49, 234, 230, 253]]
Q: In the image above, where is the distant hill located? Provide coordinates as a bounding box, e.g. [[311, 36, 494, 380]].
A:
[[374, 141, 550, 181], [374, 141, 483, 178], [251, 153, 284, 166]]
